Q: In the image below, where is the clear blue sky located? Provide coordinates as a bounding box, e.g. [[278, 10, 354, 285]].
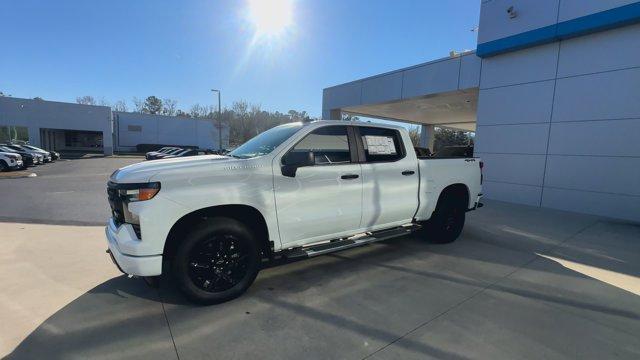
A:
[[1, 0, 480, 117]]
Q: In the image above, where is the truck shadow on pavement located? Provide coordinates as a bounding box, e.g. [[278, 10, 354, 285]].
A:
[[7, 204, 640, 359]]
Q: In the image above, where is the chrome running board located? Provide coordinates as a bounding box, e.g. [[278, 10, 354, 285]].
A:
[[285, 224, 420, 259]]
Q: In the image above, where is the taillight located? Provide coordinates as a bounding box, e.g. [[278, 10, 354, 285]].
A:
[[479, 161, 484, 184]]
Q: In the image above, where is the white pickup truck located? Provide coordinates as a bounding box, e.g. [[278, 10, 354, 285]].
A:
[[106, 120, 483, 304]]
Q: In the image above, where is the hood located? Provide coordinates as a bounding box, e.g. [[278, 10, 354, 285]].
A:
[[1, 151, 20, 158], [110, 155, 238, 183]]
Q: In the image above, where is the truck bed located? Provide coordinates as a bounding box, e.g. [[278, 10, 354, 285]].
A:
[[414, 157, 483, 221]]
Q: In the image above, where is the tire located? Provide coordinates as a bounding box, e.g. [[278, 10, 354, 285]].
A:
[[172, 217, 261, 305], [0, 160, 8, 172], [421, 190, 467, 244]]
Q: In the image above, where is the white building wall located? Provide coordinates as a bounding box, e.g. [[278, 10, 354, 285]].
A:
[[476, 23, 640, 222], [0, 97, 113, 155], [114, 112, 229, 151], [478, 0, 560, 44]]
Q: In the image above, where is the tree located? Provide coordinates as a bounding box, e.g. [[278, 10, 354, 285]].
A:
[[98, 97, 110, 107], [232, 101, 250, 143], [76, 95, 96, 105], [408, 127, 420, 146], [175, 109, 190, 117], [112, 100, 128, 112], [132, 97, 144, 113], [143, 96, 163, 114], [341, 113, 359, 121], [189, 103, 207, 118], [433, 128, 474, 152], [162, 98, 178, 116], [288, 110, 309, 121], [0, 91, 5, 97]]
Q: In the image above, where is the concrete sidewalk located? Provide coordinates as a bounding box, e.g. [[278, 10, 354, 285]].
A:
[[1, 201, 639, 359], [0, 223, 121, 356]]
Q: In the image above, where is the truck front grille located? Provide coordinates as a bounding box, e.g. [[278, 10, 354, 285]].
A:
[[107, 182, 125, 225]]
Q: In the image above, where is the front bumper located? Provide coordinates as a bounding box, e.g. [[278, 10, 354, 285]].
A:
[[105, 218, 163, 276], [9, 160, 23, 169]]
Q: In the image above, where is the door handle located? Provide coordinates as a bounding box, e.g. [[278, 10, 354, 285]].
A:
[[402, 170, 415, 176], [341, 174, 359, 180]]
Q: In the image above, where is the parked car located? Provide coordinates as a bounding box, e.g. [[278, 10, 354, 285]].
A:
[[13, 144, 54, 162], [145, 147, 174, 160], [0, 145, 34, 168], [145, 147, 182, 160], [208, 148, 229, 155], [106, 120, 483, 304], [1, 144, 44, 164], [0, 151, 23, 171], [152, 148, 184, 160], [160, 148, 208, 159], [20, 144, 61, 160]]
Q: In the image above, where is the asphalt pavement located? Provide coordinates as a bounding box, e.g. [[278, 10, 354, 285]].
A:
[[0, 156, 141, 225]]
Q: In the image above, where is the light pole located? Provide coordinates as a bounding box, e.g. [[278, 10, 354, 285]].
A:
[[211, 89, 222, 151]]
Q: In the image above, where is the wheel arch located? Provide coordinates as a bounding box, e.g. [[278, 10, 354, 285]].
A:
[[163, 204, 272, 262], [435, 183, 470, 211]]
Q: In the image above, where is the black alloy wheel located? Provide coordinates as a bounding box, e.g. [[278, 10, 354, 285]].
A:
[[187, 234, 251, 292], [173, 217, 261, 304]]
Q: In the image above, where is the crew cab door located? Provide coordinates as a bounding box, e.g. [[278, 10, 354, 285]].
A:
[[273, 125, 362, 247], [355, 126, 419, 229]]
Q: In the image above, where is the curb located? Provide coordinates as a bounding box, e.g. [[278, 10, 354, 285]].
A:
[[0, 172, 37, 179]]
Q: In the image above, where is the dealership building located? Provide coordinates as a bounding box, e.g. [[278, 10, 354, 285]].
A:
[[0, 96, 229, 155], [323, 1, 640, 222]]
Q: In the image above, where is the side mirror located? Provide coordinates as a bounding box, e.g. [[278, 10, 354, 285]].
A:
[[281, 151, 315, 177]]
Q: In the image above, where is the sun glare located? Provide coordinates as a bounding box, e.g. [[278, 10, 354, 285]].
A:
[[247, 0, 293, 38]]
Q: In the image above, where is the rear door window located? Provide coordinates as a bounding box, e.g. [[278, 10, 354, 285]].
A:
[[358, 127, 404, 163]]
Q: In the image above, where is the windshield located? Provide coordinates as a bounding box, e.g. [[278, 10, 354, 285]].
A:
[[229, 123, 303, 159], [23, 145, 44, 152]]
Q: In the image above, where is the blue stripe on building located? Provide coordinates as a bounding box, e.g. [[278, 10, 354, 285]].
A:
[[477, 2, 640, 57]]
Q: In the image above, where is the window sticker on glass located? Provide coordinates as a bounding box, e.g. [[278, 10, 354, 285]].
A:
[[365, 135, 397, 155]]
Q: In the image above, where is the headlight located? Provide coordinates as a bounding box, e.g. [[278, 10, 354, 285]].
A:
[[121, 182, 161, 202]]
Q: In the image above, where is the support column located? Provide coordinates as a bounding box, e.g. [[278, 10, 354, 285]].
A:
[[28, 126, 41, 147], [103, 130, 114, 156], [329, 109, 341, 120], [419, 124, 435, 152]]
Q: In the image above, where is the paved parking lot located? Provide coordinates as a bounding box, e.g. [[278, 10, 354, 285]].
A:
[[0, 156, 141, 225], [1, 157, 639, 359]]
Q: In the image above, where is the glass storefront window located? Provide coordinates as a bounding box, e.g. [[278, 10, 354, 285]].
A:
[[0, 125, 29, 143]]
